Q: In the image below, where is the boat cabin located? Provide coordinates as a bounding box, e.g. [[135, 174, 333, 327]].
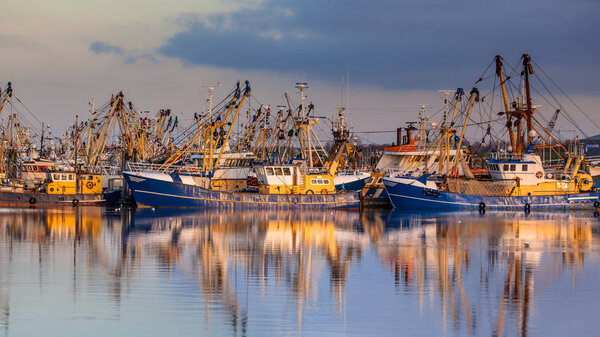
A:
[[47, 173, 102, 194], [20, 160, 59, 188], [255, 165, 336, 195], [487, 153, 547, 185]]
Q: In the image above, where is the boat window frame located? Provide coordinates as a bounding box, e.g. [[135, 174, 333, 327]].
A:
[[283, 167, 291, 176], [266, 167, 274, 176]]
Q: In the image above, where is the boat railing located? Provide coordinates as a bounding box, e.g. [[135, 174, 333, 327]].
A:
[[127, 162, 179, 173], [541, 158, 565, 168], [489, 152, 518, 161], [126, 162, 207, 174], [568, 142, 585, 157], [96, 165, 122, 175]]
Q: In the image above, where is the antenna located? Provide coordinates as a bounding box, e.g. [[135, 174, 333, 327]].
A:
[[295, 82, 309, 117], [438, 88, 454, 125], [418, 104, 428, 120], [200, 82, 221, 117], [346, 68, 350, 116]]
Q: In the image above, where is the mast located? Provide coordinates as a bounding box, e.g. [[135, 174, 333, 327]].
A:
[[74, 115, 79, 193], [495, 55, 517, 153], [40, 122, 45, 158], [451, 88, 479, 176], [295, 82, 311, 167], [522, 54, 534, 145]]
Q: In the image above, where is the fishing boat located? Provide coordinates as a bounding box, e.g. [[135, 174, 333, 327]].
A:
[[383, 54, 600, 211], [360, 106, 469, 208], [0, 171, 115, 206], [124, 81, 360, 209], [0, 82, 120, 206]]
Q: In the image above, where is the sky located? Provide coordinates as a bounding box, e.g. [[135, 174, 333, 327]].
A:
[[1, 0, 599, 143]]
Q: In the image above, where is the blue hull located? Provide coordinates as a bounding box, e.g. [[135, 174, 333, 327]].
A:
[[335, 176, 369, 192], [124, 172, 360, 209], [384, 179, 600, 210]]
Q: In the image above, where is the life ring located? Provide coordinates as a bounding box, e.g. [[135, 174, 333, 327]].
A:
[[29, 197, 37, 205], [535, 171, 543, 179], [594, 201, 599, 208], [479, 202, 486, 210], [305, 189, 314, 195], [72, 199, 79, 206], [86, 181, 94, 189], [524, 203, 531, 211], [321, 189, 328, 195]]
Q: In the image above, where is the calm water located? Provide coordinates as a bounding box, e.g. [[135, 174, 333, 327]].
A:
[[0, 207, 599, 336]]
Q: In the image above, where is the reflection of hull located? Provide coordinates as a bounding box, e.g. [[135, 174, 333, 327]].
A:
[[383, 177, 600, 210], [0, 190, 107, 207], [124, 172, 360, 209]]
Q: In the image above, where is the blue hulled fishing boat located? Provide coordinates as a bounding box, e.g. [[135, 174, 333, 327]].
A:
[[123, 169, 360, 209], [383, 54, 600, 211]]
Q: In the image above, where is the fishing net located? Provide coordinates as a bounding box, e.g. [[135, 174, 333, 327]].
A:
[[446, 178, 516, 197]]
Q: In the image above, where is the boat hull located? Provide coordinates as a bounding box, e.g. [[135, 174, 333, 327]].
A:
[[334, 175, 370, 192], [124, 172, 360, 209], [0, 190, 108, 207], [383, 177, 600, 210]]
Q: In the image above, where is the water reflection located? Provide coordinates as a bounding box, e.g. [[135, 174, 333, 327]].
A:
[[0, 208, 599, 336]]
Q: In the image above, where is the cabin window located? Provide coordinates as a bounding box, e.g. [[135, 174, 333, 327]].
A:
[[283, 168, 291, 176], [266, 168, 274, 175], [510, 164, 516, 171], [61, 174, 67, 180], [317, 179, 323, 184], [503, 164, 509, 171], [311, 179, 317, 184], [323, 179, 330, 185], [69, 174, 74, 180], [274, 168, 283, 175], [522, 164, 528, 171]]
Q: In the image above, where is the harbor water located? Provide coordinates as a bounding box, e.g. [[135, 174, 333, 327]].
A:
[[1, 207, 599, 336]]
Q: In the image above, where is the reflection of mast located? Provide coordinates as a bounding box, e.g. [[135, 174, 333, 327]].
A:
[[197, 228, 244, 334], [376, 212, 595, 336]]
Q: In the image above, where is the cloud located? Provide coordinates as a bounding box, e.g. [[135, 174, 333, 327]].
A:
[[89, 41, 124, 55], [125, 53, 159, 64], [89, 41, 159, 64], [158, 0, 600, 93]]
